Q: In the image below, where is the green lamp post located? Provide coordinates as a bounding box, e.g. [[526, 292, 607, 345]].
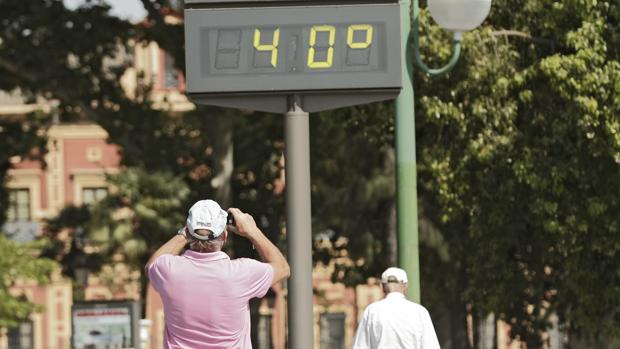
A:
[[396, 0, 492, 302]]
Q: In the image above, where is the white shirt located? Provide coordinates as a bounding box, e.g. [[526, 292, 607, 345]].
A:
[[352, 292, 441, 349]]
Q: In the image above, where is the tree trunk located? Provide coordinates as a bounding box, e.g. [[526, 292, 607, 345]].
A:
[[140, 264, 149, 319], [477, 313, 496, 349], [385, 148, 397, 266], [450, 269, 470, 349], [208, 113, 235, 259], [386, 201, 398, 266], [209, 114, 234, 208]]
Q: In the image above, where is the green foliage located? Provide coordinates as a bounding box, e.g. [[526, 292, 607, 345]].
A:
[[229, 112, 286, 255], [40, 169, 190, 303], [0, 0, 239, 288], [0, 0, 222, 210], [42, 205, 103, 282], [310, 102, 397, 284], [88, 168, 189, 265], [413, 1, 620, 345], [0, 235, 57, 328], [0, 0, 135, 121]]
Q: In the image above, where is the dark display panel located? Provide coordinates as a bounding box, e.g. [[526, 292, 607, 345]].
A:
[[185, 3, 401, 95]]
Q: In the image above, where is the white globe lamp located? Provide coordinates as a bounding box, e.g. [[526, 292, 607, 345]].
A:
[[427, 0, 492, 39]]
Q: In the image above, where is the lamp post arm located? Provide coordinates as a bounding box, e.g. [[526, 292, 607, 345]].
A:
[[413, 37, 462, 76], [412, 0, 462, 76]]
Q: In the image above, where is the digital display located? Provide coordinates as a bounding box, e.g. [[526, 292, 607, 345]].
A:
[[204, 23, 383, 75], [184, 1, 402, 112]]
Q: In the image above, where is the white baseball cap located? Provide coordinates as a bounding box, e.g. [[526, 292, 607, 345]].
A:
[[186, 199, 227, 241], [381, 267, 408, 284]]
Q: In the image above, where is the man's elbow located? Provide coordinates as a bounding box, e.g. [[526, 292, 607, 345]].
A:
[[282, 262, 291, 279], [273, 261, 290, 284]]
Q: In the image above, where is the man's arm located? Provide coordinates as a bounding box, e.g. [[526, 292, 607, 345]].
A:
[[144, 234, 187, 274], [228, 208, 290, 285]]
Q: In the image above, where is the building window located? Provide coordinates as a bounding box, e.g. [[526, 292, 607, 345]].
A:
[[320, 312, 346, 349], [7, 189, 30, 222], [164, 53, 179, 89], [8, 321, 33, 349], [82, 187, 108, 205]]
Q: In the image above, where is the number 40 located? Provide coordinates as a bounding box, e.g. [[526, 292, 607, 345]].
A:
[[254, 24, 373, 69]]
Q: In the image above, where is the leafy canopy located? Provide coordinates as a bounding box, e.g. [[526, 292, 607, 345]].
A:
[[0, 235, 57, 328]]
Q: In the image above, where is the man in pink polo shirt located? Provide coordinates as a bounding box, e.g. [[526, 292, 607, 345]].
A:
[[146, 199, 290, 349]]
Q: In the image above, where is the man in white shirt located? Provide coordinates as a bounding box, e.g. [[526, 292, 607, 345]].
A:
[[352, 267, 441, 349]]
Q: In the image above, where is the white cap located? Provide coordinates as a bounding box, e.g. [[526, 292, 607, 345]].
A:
[[186, 199, 227, 241], [381, 267, 408, 284]]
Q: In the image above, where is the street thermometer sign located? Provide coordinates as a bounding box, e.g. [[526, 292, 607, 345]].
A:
[[184, 0, 402, 112]]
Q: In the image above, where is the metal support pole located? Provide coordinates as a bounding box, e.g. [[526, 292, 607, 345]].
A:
[[396, 0, 421, 303], [285, 95, 314, 349], [396, 0, 463, 304]]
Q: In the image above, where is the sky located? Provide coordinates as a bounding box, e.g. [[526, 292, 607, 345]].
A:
[[63, 0, 147, 23]]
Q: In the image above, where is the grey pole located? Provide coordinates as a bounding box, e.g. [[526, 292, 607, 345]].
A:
[[285, 95, 314, 349]]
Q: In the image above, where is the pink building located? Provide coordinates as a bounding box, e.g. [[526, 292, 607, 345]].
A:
[[1, 120, 122, 349]]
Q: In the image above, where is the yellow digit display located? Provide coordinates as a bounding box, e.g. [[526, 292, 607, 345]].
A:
[[186, 3, 404, 111], [253, 28, 280, 67], [308, 25, 336, 69], [347, 24, 373, 49]]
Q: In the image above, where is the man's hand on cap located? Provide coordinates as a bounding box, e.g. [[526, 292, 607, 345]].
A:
[[227, 208, 258, 239]]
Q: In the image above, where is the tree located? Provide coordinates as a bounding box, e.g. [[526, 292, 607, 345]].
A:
[[411, 0, 620, 346], [0, 234, 57, 328], [0, 0, 228, 205], [0, 0, 239, 263], [40, 168, 189, 305], [87, 168, 189, 300], [309, 102, 398, 283]]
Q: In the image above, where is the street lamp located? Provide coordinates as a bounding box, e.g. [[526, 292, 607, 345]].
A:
[[396, 0, 491, 302], [428, 0, 492, 34]]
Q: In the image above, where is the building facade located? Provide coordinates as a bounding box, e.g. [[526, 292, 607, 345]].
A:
[[0, 90, 123, 349]]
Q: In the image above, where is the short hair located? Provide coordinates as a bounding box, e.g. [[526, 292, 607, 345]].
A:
[[383, 275, 404, 284], [189, 230, 225, 253]]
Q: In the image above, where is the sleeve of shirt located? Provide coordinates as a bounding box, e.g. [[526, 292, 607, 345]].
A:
[[147, 254, 174, 294], [421, 307, 441, 349], [352, 308, 371, 349], [238, 258, 274, 299]]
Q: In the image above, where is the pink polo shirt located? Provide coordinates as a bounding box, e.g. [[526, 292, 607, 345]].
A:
[[148, 250, 274, 349]]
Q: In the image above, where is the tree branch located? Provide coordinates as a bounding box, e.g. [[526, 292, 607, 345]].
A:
[[491, 30, 562, 49], [138, 0, 185, 72], [140, 0, 167, 29], [0, 57, 100, 121], [491, 29, 531, 39]]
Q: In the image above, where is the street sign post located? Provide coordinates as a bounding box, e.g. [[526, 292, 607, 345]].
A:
[[184, 1, 401, 348]]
